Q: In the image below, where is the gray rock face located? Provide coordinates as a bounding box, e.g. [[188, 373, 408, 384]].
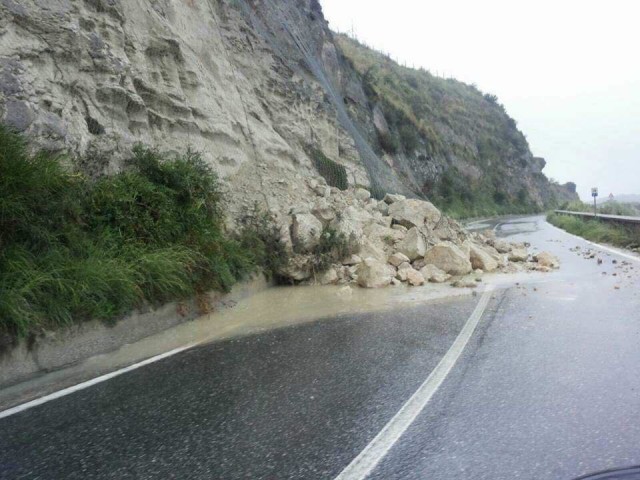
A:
[[3, 100, 34, 131], [0, 0, 565, 290], [424, 242, 473, 276], [0, 0, 576, 229], [0, 0, 371, 219]]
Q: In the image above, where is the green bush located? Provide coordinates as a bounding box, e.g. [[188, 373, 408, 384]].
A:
[[398, 124, 420, 153], [559, 200, 639, 217], [309, 227, 358, 274], [307, 147, 349, 190], [0, 126, 268, 341], [547, 213, 639, 248], [236, 204, 289, 281], [377, 131, 399, 154]]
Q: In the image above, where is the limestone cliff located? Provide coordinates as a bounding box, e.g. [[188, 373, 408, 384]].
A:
[[0, 0, 576, 219]]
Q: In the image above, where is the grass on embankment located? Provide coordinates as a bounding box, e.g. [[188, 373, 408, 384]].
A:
[[0, 126, 290, 343], [547, 212, 640, 250]]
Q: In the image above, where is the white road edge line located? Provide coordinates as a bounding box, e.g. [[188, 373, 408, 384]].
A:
[[334, 285, 496, 480], [546, 221, 640, 264], [0, 343, 200, 420]]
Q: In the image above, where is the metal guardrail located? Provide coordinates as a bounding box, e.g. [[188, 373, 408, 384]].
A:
[[554, 210, 640, 225]]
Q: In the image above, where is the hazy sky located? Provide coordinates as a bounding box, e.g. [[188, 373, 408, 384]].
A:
[[321, 0, 640, 200]]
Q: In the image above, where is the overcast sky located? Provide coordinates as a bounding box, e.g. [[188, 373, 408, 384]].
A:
[[321, 0, 640, 201]]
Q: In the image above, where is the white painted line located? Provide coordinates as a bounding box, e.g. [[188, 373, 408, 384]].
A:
[[334, 285, 496, 480], [547, 221, 640, 264], [0, 343, 200, 420]]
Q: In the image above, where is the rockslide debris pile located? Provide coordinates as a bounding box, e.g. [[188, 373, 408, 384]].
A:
[[275, 178, 560, 288]]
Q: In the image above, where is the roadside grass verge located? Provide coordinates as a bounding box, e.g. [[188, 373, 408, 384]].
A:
[[0, 126, 286, 343], [547, 212, 640, 250]]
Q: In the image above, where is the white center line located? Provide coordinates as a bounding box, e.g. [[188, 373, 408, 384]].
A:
[[0, 343, 200, 420], [334, 285, 495, 480]]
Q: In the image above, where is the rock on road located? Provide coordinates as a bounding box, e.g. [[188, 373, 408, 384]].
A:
[[1, 216, 640, 480]]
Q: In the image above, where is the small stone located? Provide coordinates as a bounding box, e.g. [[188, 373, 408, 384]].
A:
[[383, 193, 406, 205], [451, 280, 478, 289]]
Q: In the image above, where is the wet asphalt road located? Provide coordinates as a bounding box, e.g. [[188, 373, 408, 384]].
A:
[[2, 216, 640, 479]]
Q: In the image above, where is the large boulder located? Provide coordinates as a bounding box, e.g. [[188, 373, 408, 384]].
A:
[[291, 213, 323, 252], [330, 205, 371, 240], [357, 258, 396, 288], [316, 267, 339, 285], [423, 242, 473, 276], [406, 268, 426, 286], [395, 227, 427, 261], [376, 201, 390, 216], [388, 252, 411, 267], [359, 238, 388, 262], [396, 262, 413, 282], [363, 223, 404, 248], [433, 217, 465, 242], [419, 264, 451, 283], [492, 239, 513, 254], [469, 243, 499, 272], [508, 246, 529, 262], [534, 251, 560, 269], [388, 199, 441, 229], [279, 255, 312, 281]]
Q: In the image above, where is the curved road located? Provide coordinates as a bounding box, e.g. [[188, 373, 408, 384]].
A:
[[1, 216, 640, 479]]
